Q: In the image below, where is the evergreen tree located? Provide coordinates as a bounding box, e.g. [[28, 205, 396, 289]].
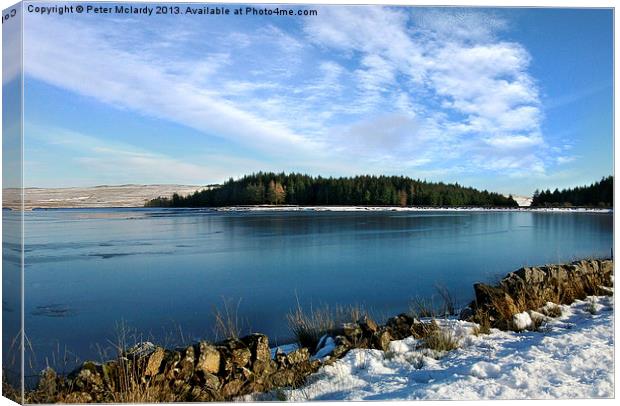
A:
[[531, 176, 613, 207], [147, 172, 521, 208]]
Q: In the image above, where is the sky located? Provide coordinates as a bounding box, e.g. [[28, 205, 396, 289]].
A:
[[9, 3, 613, 195]]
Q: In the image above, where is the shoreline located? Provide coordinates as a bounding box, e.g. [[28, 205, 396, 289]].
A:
[[208, 205, 613, 213], [8, 205, 614, 213]]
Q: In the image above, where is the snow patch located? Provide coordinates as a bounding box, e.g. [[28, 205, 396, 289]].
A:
[[470, 361, 502, 379], [250, 295, 614, 400], [313, 336, 336, 360], [512, 311, 533, 331]]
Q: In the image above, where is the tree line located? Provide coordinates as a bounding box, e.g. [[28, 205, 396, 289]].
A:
[[531, 176, 613, 208], [146, 172, 519, 207]]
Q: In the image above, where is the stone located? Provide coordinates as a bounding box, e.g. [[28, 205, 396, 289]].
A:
[[231, 347, 252, 367], [286, 348, 309, 364], [470, 259, 613, 330], [144, 347, 165, 376], [190, 387, 215, 402], [125, 341, 157, 360], [358, 315, 378, 334], [269, 369, 295, 387], [74, 366, 104, 391], [176, 346, 195, 381], [474, 283, 520, 317], [162, 350, 181, 379], [241, 333, 270, 364], [241, 335, 273, 374], [221, 378, 244, 398], [458, 306, 474, 321], [331, 345, 349, 359], [274, 348, 288, 369], [220, 339, 252, 368], [386, 314, 414, 339], [371, 330, 392, 351], [37, 368, 58, 397], [342, 322, 362, 338], [334, 335, 351, 348], [196, 341, 220, 375], [202, 372, 221, 390], [63, 392, 93, 403], [252, 359, 273, 375]]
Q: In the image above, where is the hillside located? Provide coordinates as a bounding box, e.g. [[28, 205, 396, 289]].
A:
[[2, 185, 206, 210]]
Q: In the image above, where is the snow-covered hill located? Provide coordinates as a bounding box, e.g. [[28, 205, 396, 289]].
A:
[[2, 184, 207, 209], [512, 195, 533, 207]]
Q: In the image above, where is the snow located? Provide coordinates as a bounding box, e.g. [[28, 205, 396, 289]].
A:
[[512, 195, 533, 207], [313, 336, 336, 361], [270, 343, 298, 358], [512, 311, 533, 331], [251, 295, 614, 401], [213, 205, 611, 213]]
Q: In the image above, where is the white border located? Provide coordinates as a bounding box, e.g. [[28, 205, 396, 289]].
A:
[[0, 1, 616, 405]]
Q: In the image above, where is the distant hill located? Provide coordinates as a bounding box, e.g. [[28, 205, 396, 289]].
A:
[[3, 185, 207, 210], [146, 172, 519, 208], [531, 176, 613, 208], [511, 195, 533, 207]]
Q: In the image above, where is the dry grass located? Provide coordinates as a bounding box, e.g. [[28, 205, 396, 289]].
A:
[[408, 297, 436, 319], [409, 285, 458, 319], [472, 309, 492, 335], [105, 321, 188, 403], [585, 297, 598, 315], [212, 297, 247, 341], [539, 302, 562, 318], [421, 328, 460, 353], [434, 284, 457, 316], [286, 300, 366, 351]]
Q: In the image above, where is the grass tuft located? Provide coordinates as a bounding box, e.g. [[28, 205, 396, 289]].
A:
[[212, 297, 247, 340], [421, 328, 460, 353], [585, 297, 598, 315], [286, 299, 365, 351]]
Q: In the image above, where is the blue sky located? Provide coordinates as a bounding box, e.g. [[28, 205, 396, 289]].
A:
[[15, 4, 613, 195]]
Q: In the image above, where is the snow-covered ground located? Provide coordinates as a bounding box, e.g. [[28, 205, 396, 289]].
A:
[[255, 295, 614, 401], [511, 195, 533, 207], [214, 205, 611, 213]]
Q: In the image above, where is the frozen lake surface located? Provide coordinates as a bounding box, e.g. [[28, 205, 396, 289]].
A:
[[7, 208, 613, 375]]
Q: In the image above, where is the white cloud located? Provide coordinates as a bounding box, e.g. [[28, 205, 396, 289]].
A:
[[413, 8, 509, 43], [22, 6, 560, 185], [556, 156, 577, 165], [303, 6, 547, 176], [23, 17, 320, 160]]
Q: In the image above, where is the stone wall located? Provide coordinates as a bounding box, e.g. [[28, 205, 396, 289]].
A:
[[29, 313, 443, 403], [465, 259, 613, 329]]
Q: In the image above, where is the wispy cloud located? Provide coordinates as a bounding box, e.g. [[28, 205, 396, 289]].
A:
[[304, 7, 547, 175], [25, 125, 264, 186], [23, 6, 565, 186], [23, 17, 320, 160]]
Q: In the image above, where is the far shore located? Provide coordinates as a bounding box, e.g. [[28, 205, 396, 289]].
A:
[[3, 205, 613, 213], [204, 205, 613, 213]]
